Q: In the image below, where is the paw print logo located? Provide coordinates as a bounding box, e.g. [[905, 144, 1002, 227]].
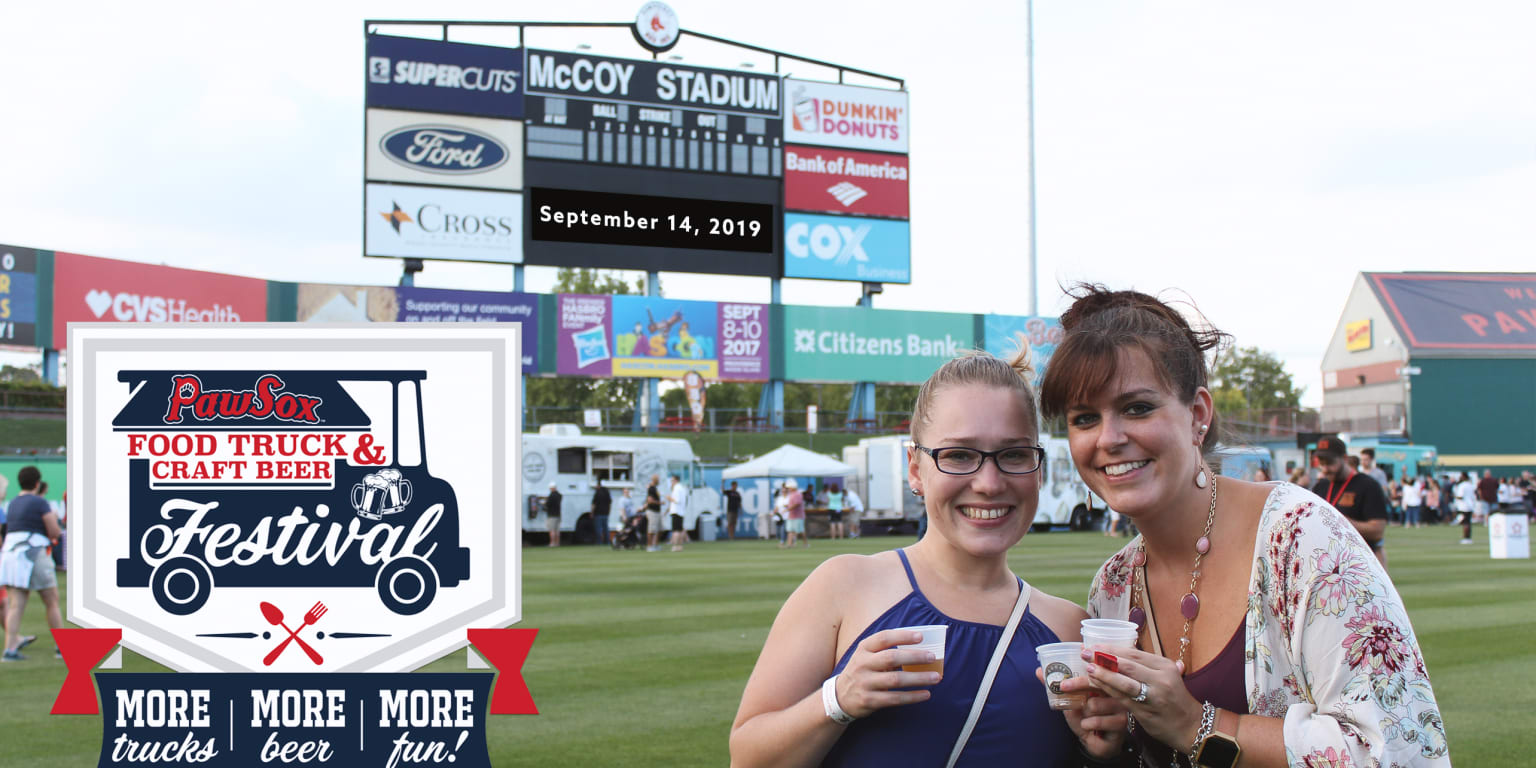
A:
[[179, 382, 196, 399], [794, 329, 816, 353]]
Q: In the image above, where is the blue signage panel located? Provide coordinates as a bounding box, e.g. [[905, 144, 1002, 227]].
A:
[[1371, 273, 1536, 351], [365, 35, 523, 119], [783, 212, 910, 284], [396, 287, 539, 371], [0, 245, 38, 347]]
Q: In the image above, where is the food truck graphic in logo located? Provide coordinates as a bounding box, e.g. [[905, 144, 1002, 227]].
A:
[[112, 370, 470, 619]]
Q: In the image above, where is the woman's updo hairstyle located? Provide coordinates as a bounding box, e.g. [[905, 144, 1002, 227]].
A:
[[1039, 284, 1230, 451], [910, 347, 1037, 445]]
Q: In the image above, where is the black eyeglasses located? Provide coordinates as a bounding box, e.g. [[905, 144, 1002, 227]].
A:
[[915, 445, 1045, 476]]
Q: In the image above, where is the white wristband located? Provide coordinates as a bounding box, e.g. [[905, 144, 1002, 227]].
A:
[[821, 675, 855, 725]]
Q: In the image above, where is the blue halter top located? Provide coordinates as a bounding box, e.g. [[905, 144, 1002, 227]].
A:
[[821, 549, 1077, 767]]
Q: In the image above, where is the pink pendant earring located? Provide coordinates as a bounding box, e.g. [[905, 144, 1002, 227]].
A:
[[1194, 425, 1209, 488]]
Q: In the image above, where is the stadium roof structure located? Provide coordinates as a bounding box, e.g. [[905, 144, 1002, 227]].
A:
[[1363, 272, 1536, 357]]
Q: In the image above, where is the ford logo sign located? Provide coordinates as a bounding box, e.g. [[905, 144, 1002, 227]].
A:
[[381, 125, 508, 175]]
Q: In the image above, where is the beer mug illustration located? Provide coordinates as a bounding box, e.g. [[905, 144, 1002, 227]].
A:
[[378, 467, 413, 515], [351, 473, 392, 520]]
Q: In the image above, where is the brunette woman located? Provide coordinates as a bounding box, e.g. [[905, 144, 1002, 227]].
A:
[[1041, 286, 1449, 767]]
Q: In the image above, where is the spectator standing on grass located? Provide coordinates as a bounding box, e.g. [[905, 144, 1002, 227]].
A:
[[667, 475, 688, 552], [826, 483, 845, 540], [613, 488, 635, 544], [544, 483, 563, 548], [1476, 469, 1498, 524], [724, 482, 743, 541], [645, 475, 663, 552], [1453, 472, 1476, 544], [1402, 475, 1425, 528], [1311, 436, 1390, 570], [591, 479, 612, 546], [2, 466, 64, 662], [843, 486, 863, 539], [781, 479, 806, 549], [1360, 447, 1389, 489], [1424, 478, 1442, 525], [773, 485, 789, 543]]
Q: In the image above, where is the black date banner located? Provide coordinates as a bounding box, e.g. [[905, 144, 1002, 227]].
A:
[[531, 187, 773, 253], [96, 673, 492, 767]]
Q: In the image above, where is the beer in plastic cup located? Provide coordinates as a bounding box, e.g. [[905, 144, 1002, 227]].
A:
[[1036, 641, 1089, 710], [895, 624, 947, 675], [1080, 618, 1139, 651]]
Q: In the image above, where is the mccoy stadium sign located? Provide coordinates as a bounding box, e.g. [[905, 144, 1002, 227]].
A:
[[526, 50, 780, 116]]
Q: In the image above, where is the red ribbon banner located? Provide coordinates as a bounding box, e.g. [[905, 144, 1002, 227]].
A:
[[52, 628, 123, 715], [467, 628, 539, 715]]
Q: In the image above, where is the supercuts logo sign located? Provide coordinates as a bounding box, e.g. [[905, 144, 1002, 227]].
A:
[[526, 49, 781, 117], [785, 146, 909, 219], [68, 324, 523, 673], [53, 252, 268, 352], [366, 35, 523, 119], [785, 79, 908, 153]]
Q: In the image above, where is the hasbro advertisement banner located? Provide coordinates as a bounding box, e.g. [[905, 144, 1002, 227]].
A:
[[64, 324, 535, 765], [556, 295, 769, 380], [982, 314, 1064, 387]]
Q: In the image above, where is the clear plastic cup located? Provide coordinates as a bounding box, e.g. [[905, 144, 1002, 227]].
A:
[[1080, 618, 1139, 651], [1036, 642, 1088, 710], [894, 624, 947, 675]]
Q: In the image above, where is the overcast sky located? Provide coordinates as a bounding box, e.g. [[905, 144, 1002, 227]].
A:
[[3, 1, 1532, 406]]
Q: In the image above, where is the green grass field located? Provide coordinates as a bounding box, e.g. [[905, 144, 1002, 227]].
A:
[[1, 526, 1531, 766]]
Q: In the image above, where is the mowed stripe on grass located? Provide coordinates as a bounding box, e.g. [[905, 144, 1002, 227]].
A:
[[1, 527, 1529, 766]]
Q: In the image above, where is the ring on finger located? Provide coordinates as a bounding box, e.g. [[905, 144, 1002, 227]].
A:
[[1131, 681, 1150, 703]]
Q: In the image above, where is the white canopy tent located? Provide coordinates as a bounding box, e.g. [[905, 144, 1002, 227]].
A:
[[722, 444, 854, 480]]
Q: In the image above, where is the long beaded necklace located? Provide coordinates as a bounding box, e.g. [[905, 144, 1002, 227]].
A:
[[1127, 468, 1218, 672]]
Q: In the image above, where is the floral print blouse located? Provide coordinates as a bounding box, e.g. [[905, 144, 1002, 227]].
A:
[[1087, 482, 1451, 767]]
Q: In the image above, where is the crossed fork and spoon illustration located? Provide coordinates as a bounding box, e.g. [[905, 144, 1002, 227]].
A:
[[259, 601, 327, 666]]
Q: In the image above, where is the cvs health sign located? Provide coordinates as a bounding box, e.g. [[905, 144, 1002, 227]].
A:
[[53, 252, 267, 351]]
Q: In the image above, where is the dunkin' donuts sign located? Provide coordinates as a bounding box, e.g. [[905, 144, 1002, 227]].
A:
[[785, 79, 909, 153], [62, 325, 534, 766]]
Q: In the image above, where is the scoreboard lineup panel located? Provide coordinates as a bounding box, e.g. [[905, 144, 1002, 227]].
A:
[[526, 95, 783, 178]]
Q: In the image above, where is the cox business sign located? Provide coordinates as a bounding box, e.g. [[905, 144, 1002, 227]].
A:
[[783, 306, 972, 384], [784, 212, 910, 284], [365, 183, 522, 264], [366, 35, 522, 119]]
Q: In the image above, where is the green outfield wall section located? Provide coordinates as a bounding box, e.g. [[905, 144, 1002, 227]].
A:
[[1411, 357, 1536, 471]]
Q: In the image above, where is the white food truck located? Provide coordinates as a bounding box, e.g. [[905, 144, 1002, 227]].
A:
[[521, 424, 720, 542]]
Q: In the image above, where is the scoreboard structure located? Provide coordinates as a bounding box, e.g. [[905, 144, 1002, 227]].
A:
[[362, 13, 906, 284]]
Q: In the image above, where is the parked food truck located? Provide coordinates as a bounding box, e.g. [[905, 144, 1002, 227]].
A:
[[521, 424, 720, 542]]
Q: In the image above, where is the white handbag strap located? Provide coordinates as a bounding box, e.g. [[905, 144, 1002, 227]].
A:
[[945, 577, 1032, 768]]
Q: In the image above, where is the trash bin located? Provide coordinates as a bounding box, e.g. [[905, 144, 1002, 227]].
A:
[[698, 512, 717, 542], [1489, 512, 1529, 559]]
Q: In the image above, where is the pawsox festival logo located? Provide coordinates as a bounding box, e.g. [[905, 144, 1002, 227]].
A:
[[63, 325, 530, 767]]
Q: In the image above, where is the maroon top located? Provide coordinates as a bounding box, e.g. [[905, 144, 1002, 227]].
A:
[[1132, 621, 1248, 765]]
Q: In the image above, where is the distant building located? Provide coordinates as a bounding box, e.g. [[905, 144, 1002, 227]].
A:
[[1320, 272, 1536, 474]]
